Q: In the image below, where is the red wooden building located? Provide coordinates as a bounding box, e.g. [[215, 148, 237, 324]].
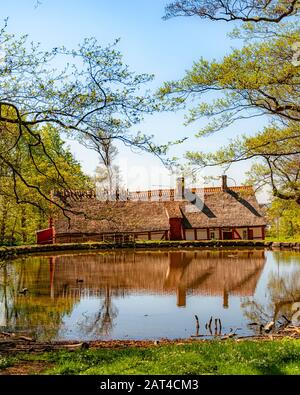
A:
[[37, 176, 266, 244]]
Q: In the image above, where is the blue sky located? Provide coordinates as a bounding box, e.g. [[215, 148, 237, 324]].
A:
[[1, 0, 268, 197]]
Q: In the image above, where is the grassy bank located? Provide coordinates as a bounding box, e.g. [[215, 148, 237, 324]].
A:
[[1, 339, 300, 375], [266, 236, 300, 242], [2, 239, 300, 261], [0, 240, 277, 260]]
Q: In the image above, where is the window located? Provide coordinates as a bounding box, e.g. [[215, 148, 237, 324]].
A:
[[210, 232, 216, 240], [186, 230, 195, 241], [243, 230, 248, 240]]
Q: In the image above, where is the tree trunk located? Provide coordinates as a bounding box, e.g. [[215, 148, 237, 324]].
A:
[[289, 221, 294, 237], [0, 197, 8, 244], [10, 217, 18, 245], [21, 206, 27, 244]]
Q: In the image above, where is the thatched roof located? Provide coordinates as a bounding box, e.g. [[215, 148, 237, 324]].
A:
[[181, 189, 266, 228], [54, 186, 266, 234], [55, 201, 170, 234]]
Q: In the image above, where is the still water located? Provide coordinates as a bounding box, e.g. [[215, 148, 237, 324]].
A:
[[0, 249, 300, 341]]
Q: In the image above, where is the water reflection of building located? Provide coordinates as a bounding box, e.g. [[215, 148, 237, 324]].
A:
[[50, 250, 266, 308], [0, 251, 266, 339]]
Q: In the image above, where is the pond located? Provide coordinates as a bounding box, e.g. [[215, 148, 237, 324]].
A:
[[0, 249, 300, 341]]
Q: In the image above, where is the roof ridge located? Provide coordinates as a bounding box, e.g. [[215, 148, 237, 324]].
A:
[[54, 185, 254, 202]]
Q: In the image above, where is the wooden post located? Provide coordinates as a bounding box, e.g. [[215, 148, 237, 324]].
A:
[[219, 227, 222, 240], [194, 229, 197, 240], [182, 228, 186, 240], [195, 315, 200, 336], [207, 228, 210, 240], [170, 189, 174, 202], [248, 227, 254, 240]]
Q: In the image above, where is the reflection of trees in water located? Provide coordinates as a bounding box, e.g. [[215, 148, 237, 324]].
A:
[[77, 287, 119, 337], [0, 264, 13, 327], [0, 260, 25, 328], [0, 258, 75, 341], [13, 296, 75, 341], [272, 252, 300, 266], [242, 265, 300, 332], [1, 256, 123, 340]]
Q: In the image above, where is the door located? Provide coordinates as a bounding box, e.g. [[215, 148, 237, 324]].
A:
[[248, 229, 254, 240], [223, 231, 233, 240]]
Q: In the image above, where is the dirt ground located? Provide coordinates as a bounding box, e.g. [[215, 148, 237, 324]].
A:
[[0, 361, 53, 375]]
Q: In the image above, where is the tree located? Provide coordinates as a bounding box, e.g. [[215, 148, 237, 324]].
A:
[[0, 123, 89, 244], [158, 30, 300, 136], [159, 7, 300, 207], [93, 161, 123, 202], [184, 122, 300, 204], [0, 24, 160, 213], [164, 0, 300, 23], [267, 198, 300, 238], [81, 126, 122, 196]]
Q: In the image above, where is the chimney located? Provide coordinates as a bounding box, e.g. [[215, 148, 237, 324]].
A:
[[176, 177, 185, 200], [221, 175, 228, 191]]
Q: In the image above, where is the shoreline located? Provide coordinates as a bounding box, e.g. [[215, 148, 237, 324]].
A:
[[1, 333, 300, 355], [1, 336, 299, 375], [1, 240, 300, 260]]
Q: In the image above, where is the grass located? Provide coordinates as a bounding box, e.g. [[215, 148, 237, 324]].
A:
[[0, 238, 299, 258], [1, 339, 300, 375], [266, 236, 300, 243]]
